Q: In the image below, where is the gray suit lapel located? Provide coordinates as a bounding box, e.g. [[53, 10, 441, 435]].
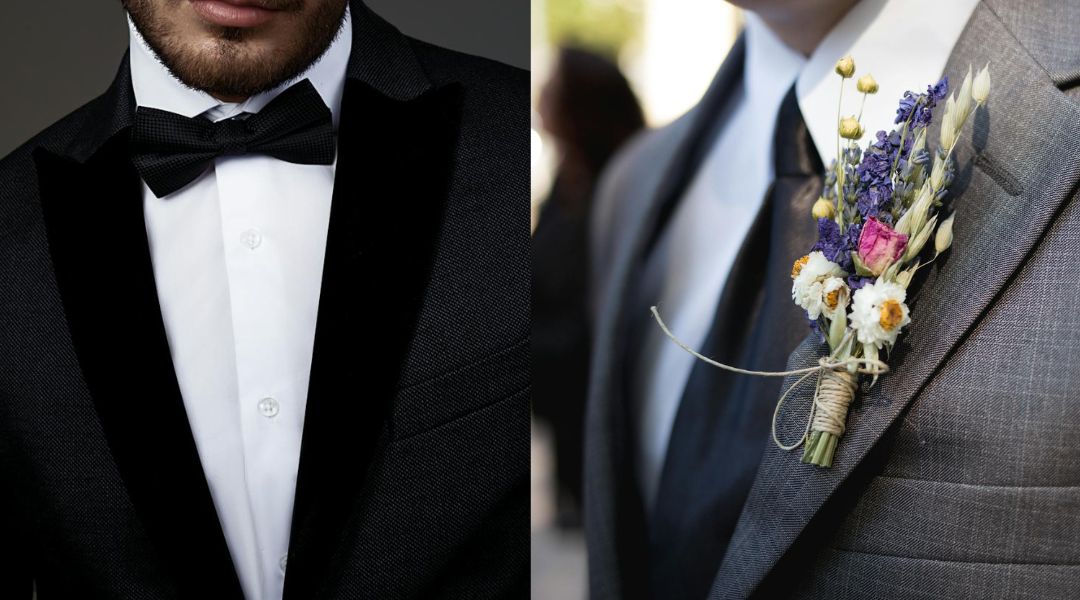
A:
[[710, 2, 1080, 597]]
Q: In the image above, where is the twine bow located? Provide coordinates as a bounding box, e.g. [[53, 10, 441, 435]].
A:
[[649, 306, 888, 451]]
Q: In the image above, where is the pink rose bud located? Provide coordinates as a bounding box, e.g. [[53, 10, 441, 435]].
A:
[[858, 217, 909, 275]]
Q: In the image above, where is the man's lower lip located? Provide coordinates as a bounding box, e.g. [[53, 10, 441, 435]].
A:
[[189, 0, 278, 28]]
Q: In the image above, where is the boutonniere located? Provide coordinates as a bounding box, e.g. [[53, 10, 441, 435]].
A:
[[652, 56, 991, 468]]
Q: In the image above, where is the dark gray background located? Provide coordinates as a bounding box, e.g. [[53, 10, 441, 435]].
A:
[[0, 0, 528, 158]]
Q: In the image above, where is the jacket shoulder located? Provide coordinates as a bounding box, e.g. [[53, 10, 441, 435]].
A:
[[603, 109, 699, 191], [0, 95, 109, 233], [983, 0, 1080, 87], [588, 109, 699, 280], [408, 38, 527, 115], [404, 38, 528, 197], [586, 105, 711, 331], [0, 93, 107, 173]]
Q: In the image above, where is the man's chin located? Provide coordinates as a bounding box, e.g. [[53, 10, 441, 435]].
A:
[[128, 0, 348, 99], [172, 55, 286, 99]]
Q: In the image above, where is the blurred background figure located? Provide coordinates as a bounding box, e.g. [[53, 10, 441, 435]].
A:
[[532, 45, 644, 531], [530, 2, 741, 598]]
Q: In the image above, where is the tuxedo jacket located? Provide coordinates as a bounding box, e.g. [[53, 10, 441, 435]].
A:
[[0, 2, 529, 598], [586, 0, 1080, 598]]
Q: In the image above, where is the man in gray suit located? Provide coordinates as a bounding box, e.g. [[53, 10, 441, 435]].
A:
[[585, 0, 1080, 598]]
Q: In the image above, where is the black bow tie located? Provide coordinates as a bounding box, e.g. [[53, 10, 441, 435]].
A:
[[130, 78, 335, 198]]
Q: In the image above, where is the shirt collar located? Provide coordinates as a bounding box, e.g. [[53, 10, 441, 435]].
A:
[[127, 3, 352, 126], [795, 0, 981, 162], [743, 12, 806, 119]]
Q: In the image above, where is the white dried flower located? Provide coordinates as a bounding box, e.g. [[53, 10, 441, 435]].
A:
[[930, 158, 946, 191], [973, 64, 991, 104], [898, 183, 933, 237], [911, 127, 927, 157], [903, 214, 938, 263], [821, 276, 850, 317], [934, 212, 955, 256], [791, 251, 846, 320], [850, 280, 911, 349], [895, 262, 919, 289], [939, 108, 957, 150], [953, 66, 974, 125]]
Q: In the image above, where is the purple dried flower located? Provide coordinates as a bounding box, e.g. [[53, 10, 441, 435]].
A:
[[895, 76, 948, 129], [810, 218, 866, 274], [847, 275, 874, 290], [929, 76, 949, 102], [811, 218, 852, 272], [842, 222, 862, 253], [853, 130, 902, 220]]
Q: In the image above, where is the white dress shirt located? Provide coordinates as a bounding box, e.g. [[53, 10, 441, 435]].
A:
[[128, 8, 352, 600], [633, 0, 981, 510], [632, 14, 805, 511]]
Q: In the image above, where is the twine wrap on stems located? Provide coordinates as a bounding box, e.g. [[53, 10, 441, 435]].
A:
[[811, 368, 858, 436], [798, 364, 860, 467], [649, 306, 887, 466]]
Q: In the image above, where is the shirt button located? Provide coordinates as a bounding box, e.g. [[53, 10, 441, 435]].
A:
[[241, 228, 263, 249], [257, 396, 280, 418], [279, 555, 288, 573]]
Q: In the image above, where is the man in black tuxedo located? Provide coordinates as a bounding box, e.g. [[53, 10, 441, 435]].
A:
[[0, 0, 528, 598]]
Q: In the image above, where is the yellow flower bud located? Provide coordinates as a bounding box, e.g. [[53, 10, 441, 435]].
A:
[[834, 55, 856, 78], [838, 116, 864, 140], [812, 197, 835, 220], [856, 74, 878, 94]]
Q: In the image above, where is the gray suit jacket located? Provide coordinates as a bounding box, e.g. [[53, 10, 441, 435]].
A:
[[585, 1, 1080, 598]]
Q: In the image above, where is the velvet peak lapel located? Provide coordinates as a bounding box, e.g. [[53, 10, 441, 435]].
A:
[[710, 3, 1080, 597], [33, 59, 244, 597], [282, 2, 462, 598]]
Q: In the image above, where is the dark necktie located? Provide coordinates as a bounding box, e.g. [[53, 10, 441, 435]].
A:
[[130, 78, 335, 198], [647, 85, 822, 600]]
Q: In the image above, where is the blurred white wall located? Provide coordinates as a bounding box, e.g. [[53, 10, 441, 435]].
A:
[[530, 0, 552, 229], [529, 5, 743, 597], [530, 0, 742, 218], [632, 0, 740, 125]]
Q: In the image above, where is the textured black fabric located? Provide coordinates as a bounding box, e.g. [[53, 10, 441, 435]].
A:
[[0, 1, 528, 598], [34, 134, 244, 598], [131, 78, 335, 198], [647, 86, 821, 600]]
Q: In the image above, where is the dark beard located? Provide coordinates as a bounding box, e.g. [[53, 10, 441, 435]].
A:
[[123, 0, 348, 99]]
